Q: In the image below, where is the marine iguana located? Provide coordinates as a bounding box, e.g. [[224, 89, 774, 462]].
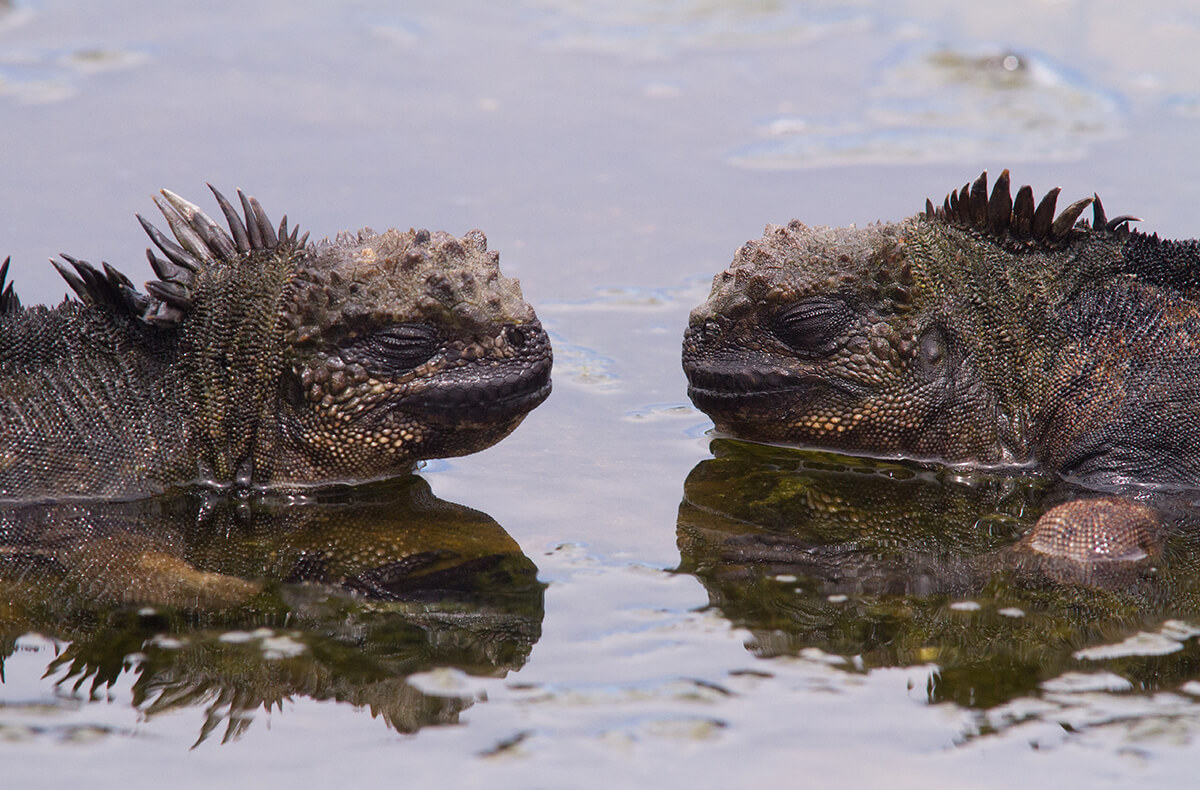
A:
[[0, 188, 551, 500], [682, 170, 1200, 558]]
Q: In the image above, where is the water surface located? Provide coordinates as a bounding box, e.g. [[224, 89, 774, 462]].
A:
[[2, 0, 1200, 786]]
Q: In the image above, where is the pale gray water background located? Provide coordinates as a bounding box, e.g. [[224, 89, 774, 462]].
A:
[[2, 0, 1200, 786]]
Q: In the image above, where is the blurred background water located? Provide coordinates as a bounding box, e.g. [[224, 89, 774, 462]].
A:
[[2, 1, 1200, 786]]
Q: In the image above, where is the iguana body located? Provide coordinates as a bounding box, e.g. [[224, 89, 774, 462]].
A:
[[0, 188, 551, 501], [683, 171, 1200, 556]]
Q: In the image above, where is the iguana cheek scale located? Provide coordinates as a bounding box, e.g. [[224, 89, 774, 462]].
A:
[[684, 170, 1198, 564]]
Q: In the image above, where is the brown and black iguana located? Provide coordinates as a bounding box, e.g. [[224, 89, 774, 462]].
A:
[[683, 170, 1199, 560], [0, 187, 551, 500]]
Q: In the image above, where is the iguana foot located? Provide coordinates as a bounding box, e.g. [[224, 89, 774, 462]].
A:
[[1022, 497, 1161, 563]]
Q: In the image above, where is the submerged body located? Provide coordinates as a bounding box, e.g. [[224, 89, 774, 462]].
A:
[[683, 171, 1200, 557], [0, 189, 551, 500]]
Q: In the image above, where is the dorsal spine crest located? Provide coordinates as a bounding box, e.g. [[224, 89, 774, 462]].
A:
[[924, 170, 1138, 251]]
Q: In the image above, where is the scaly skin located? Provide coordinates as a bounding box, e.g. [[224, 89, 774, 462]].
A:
[[0, 188, 551, 500], [683, 170, 1200, 558]]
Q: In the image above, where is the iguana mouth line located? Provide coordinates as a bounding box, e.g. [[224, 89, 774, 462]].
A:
[[685, 370, 866, 404], [407, 369, 552, 422]]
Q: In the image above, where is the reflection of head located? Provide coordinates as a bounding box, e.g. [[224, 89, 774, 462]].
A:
[[0, 477, 545, 743]]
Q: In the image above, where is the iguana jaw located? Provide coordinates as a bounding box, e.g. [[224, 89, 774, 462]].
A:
[[685, 359, 867, 442], [401, 323, 553, 427]]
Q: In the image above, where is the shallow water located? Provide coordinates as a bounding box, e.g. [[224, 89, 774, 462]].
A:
[[3, 0, 1200, 786]]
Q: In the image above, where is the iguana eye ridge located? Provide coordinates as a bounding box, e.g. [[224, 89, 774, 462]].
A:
[[341, 323, 440, 372], [772, 297, 855, 357]]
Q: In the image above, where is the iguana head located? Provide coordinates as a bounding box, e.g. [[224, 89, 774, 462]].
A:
[[683, 217, 963, 460], [56, 187, 552, 489], [279, 225, 552, 480], [682, 170, 1116, 465]]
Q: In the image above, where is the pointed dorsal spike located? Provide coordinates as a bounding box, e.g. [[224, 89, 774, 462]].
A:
[[948, 188, 961, 220], [145, 279, 194, 310], [969, 171, 988, 227], [1092, 194, 1108, 230], [957, 182, 972, 222], [51, 257, 88, 301], [238, 190, 265, 250], [1012, 185, 1035, 237], [246, 195, 278, 249], [100, 261, 135, 290], [988, 169, 1012, 235], [65, 256, 101, 289], [145, 248, 194, 287], [137, 214, 201, 272], [1031, 187, 1061, 240], [152, 194, 215, 265], [278, 215, 288, 242], [209, 184, 252, 254], [1050, 197, 1094, 239], [925, 198, 935, 219], [0, 256, 16, 314], [146, 248, 176, 282], [0, 256, 13, 313], [71, 258, 108, 297], [1105, 215, 1141, 234], [160, 188, 237, 261]]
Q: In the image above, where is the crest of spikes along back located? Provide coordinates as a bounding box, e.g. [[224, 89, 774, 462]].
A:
[[924, 169, 1140, 247], [923, 170, 1200, 296], [49, 187, 308, 326]]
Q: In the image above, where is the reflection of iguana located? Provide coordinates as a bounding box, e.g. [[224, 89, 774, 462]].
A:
[[676, 440, 1200, 713], [0, 477, 545, 742], [0, 188, 551, 500], [683, 170, 1200, 557]]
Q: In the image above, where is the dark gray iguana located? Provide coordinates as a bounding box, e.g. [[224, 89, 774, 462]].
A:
[[0, 188, 551, 500], [682, 170, 1200, 560]]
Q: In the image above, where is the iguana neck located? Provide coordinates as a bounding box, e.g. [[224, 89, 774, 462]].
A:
[[904, 221, 1127, 452], [179, 245, 302, 487]]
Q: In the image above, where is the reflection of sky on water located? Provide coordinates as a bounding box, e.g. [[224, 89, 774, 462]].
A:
[[731, 48, 1125, 167]]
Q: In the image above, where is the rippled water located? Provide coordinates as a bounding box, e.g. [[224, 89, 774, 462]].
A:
[[3, 0, 1200, 786]]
